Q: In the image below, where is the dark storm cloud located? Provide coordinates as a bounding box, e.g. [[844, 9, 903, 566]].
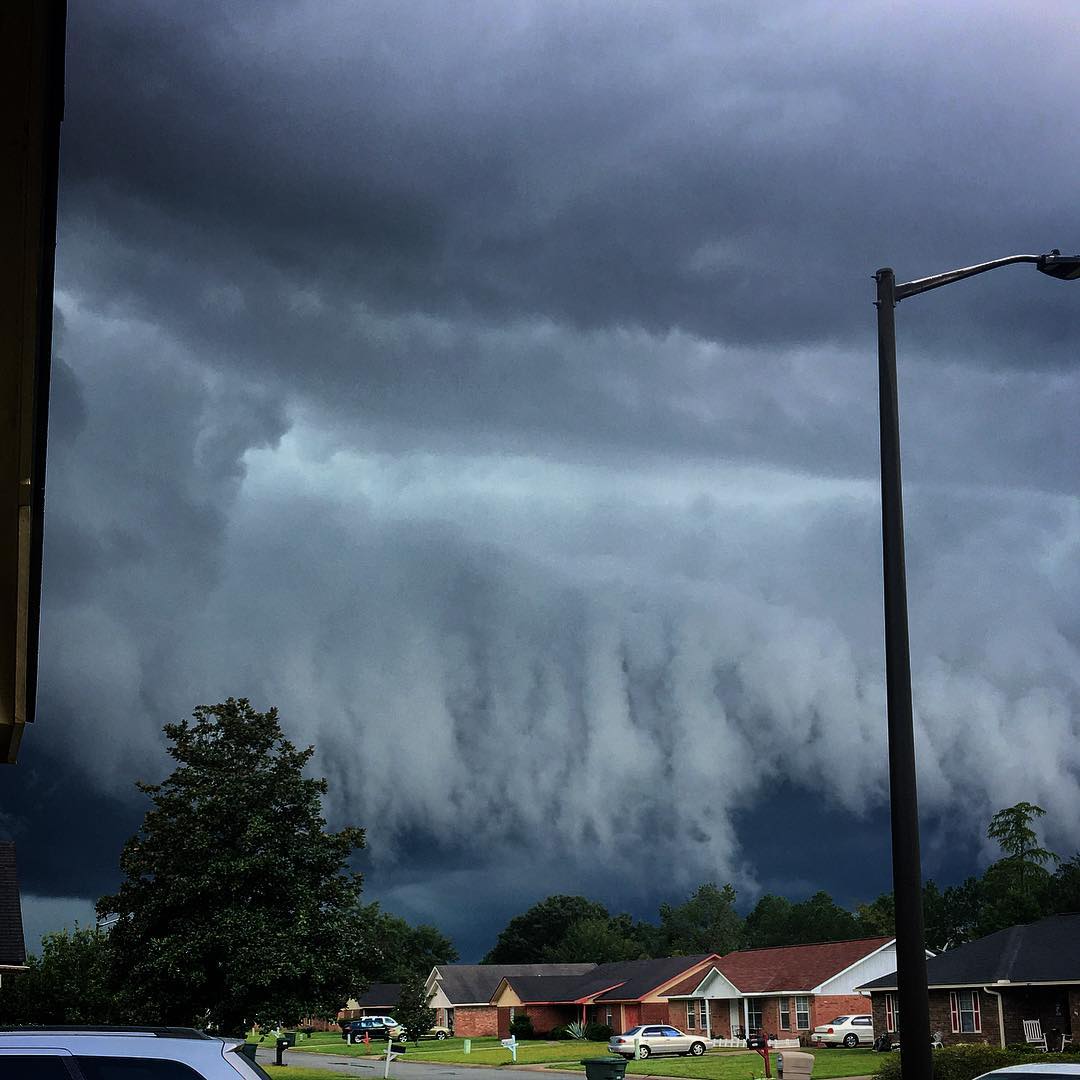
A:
[[6, 0, 1080, 950], [62, 0, 1080, 361]]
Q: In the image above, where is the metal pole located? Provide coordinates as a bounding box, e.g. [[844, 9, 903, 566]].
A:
[[875, 268, 933, 1080]]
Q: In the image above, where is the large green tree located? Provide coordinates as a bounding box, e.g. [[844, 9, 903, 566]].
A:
[[0, 927, 117, 1025], [657, 883, 744, 955], [97, 698, 370, 1034], [542, 916, 646, 964], [483, 895, 611, 963], [745, 894, 795, 948], [358, 903, 459, 983], [395, 975, 437, 1042]]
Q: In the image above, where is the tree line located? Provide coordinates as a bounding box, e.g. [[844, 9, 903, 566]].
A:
[[482, 801, 1079, 963], [2, 697, 1074, 1032]]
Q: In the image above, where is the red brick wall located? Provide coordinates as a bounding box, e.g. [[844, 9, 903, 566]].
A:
[[623, 1004, 641, 1029], [455, 1006, 498, 1037], [641, 1003, 669, 1024], [872, 990, 1006, 1047], [710, 1000, 732, 1038], [812, 995, 873, 1029], [524, 1005, 578, 1036]]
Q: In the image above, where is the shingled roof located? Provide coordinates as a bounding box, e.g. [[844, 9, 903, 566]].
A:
[[355, 982, 402, 1007], [714, 937, 893, 993], [0, 842, 26, 967], [499, 955, 715, 1004], [859, 914, 1080, 991], [434, 963, 596, 1004]]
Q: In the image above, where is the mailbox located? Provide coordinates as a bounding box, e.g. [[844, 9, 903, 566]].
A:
[[777, 1051, 813, 1080]]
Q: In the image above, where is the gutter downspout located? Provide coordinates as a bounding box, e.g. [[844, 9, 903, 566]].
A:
[[983, 987, 1006, 1049]]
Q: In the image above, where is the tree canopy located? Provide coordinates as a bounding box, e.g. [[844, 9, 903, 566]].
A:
[[658, 883, 745, 955], [97, 698, 370, 1034]]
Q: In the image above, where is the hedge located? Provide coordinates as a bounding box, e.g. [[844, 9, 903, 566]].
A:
[[878, 1045, 1080, 1080]]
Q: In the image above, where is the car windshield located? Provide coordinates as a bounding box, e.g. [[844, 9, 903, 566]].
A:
[[829, 1017, 850, 1024], [622, 1027, 643, 1036]]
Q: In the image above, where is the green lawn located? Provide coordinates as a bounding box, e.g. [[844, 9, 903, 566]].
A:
[[560, 1049, 881, 1080], [293, 1035, 502, 1057], [404, 1039, 613, 1065]]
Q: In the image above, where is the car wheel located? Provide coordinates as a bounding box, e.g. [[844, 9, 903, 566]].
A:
[[843, 1034, 859, 1048], [436, 1032, 447, 1040], [690, 1042, 706, 1057], [638, 1046, 651, 1059]]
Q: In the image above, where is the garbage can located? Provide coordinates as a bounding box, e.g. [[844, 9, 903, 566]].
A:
[[283, 1032, 298, 1048], [777, 1051, 814, 1080], [581, 1057, 629, 1080], [236, 1044, 258, 1063]]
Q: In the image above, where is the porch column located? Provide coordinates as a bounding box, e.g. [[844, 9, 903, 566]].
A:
[[744, 998, 750, 1036], [704, 998, 711, 1039]]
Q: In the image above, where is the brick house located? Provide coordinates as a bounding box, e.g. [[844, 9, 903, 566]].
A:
[[490, 955, 721, 1038], [664, 937, 902, 1040], [337, 982, 403, 1022], [0, 842, 27, 988], [859, 914, 1080, 1049], [425, 964, 595, 1037]]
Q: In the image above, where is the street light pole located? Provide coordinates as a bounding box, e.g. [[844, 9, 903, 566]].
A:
[[875, 266, 932, 1080], [873, 250, 1080, 1080]]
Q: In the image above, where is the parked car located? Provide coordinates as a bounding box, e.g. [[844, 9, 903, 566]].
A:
[[421, 1025, 452, 1040], [341, 1016, 404, 1041], [812, 1015, 875, 1048], [0, 1027, 271, 1078], [608, 1025, 708, 1059], [974, 1068, 1080, 1080]]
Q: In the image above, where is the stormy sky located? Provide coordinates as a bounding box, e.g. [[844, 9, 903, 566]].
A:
[[4, 0, 1080, 961]]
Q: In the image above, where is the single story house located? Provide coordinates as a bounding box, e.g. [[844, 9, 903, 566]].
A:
[[859, 913, 1080, 1049], [663, 936, 901, 1040], [0, 842, 27, 988], [339, 982, 403, 1021], [491, 955, 721, 1038], [426, 963, 596, 1036]]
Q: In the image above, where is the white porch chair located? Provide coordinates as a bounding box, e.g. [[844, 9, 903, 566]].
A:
[[931, 1032, 944, 1049], [1023, 1020, 1048, 1052]]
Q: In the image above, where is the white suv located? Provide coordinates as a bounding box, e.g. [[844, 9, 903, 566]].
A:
[[0, 1027, 271, 1078]]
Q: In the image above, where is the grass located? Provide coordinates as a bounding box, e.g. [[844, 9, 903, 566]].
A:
[[404, 1039, 613, 1065], [559, 1048, 882, 1080], [293, 1035, 502, 1057]]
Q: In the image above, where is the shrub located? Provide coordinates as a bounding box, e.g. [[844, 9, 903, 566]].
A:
[[878, 1045, 1079, 1080], [547, 1026, 572, 1040], [585, 1023, 614, 1042], [565, 1021, 588, 1041], [509, 1014, 534, 1040]]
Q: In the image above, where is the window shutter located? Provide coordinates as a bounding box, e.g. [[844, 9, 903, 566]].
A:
[[972, 992, 981, 1032], [950, 992, 959, 1033], [885, 995, 894, 1032]]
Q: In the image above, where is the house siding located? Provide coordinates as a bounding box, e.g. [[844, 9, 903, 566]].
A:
[[455, 1006, 499, 1037], [812, 994, 873, 1029], [524, 1004, 579, 1036], [641, 1003, 669, 1024]]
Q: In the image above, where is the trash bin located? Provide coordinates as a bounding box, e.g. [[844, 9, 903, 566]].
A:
[[236, 1044, 258, 1063], [282, 1031, 297, 1047], [777, 1051, 814, 1080], [581, 1057, 629, 1080]]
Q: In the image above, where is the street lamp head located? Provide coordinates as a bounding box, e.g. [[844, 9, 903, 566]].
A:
[[1036, 250, 1080, 280]]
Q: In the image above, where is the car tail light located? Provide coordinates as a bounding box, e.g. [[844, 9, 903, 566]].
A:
[[614, 1038, 625, 1044], [826, 1028, 834, 1034]]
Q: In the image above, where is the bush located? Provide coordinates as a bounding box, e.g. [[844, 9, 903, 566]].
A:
[[878, 1045, 1079, 1080], [509, 1014, 534, 1040], [585, 1024, 613, 1042], [548, 1026, 572, 1040]]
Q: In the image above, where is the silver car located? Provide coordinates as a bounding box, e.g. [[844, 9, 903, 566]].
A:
[[811, 1014, 875, 1047], [608, 1025, 708, 1058]]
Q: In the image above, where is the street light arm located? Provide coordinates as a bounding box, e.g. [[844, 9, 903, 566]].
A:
[[894, 254, 1041, 301]]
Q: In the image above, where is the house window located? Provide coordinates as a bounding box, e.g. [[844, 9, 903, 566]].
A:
[[446, 1008, 454, 1031], [795, 997, 810, 1030], [884, 993, 899, 1033], [606, 1009, 613, 1027], [687, 1002, 697, 1029], [748, 999, 763, 1031], [950, 991, 981, 1034], [700, 1000, 709, 1030], [779, 999, 791, 1030]]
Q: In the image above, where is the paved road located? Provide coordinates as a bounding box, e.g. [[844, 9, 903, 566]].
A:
[[255, 1047, 580, 1080]]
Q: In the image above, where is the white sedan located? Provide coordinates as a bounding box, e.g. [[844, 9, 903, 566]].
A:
[[608, 1025, 708, 1058], [811, 1015, 875, 1047]]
